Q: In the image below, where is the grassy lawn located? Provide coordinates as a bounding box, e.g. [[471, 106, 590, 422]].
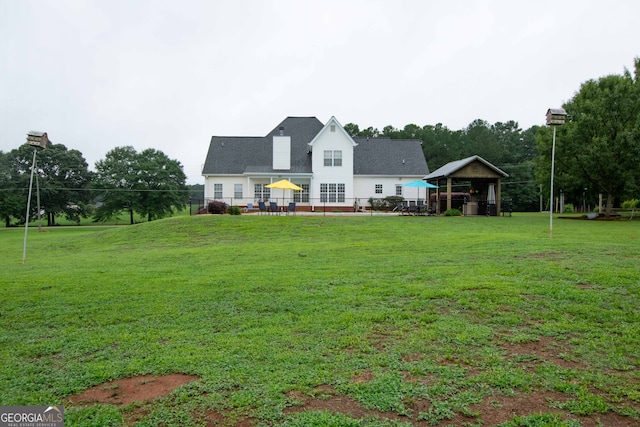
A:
[[1, 213, 638, 426]]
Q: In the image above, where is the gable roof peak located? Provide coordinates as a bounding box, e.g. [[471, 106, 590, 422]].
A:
[[307, 116, 357, 148]]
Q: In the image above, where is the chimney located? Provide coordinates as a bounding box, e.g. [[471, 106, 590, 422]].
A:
[[273, 127, 291, 170]]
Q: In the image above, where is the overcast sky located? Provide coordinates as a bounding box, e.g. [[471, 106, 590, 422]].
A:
[[1, 0, 639, 183]]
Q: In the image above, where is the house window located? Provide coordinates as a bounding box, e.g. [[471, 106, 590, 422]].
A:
[[320, 183, 345, 203], [234, 184, 243, 199], [294, 184, 309, 203], [375, 184, 383, 194], [333, 150, 342, 166], [396, 185, 403, 196], [323, 150, 342, 166], [214, 183, 223, 199], [254, 184, 270, 201], [324, 150, 332, 166], [330, 124, 336, 132]]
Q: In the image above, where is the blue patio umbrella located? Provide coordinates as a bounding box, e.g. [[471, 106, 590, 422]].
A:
[[402, 180, 438, 203]]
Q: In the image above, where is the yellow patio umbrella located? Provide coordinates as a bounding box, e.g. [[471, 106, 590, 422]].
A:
[[265, 179, 303, 208]]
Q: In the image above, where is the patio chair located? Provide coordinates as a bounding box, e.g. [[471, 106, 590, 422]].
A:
[[269, 201, 279, 215], [401, 200, 410, 215], [245, 203, 259, 213], [258, 201, 267, 215], [417, 200, 425, 215], [408, 200, 417, 215], [287, 202, 296, 215]]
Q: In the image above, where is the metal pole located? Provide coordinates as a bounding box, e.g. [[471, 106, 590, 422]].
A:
[[22, 148, 37, 263], [36, 159, 42, 231], [549, 126, 557, 239]]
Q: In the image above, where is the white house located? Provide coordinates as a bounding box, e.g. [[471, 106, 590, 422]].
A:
[[202, 116, 429, 211]]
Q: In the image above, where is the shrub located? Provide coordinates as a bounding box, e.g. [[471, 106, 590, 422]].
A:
[[564, 203, 574, 213], [227, 206, 242, 215], [368, 197, 385, 211], [444, 208, 461, 216], [622, 199, 638, 209], [384, 196, 404, 209], [368, 196, 404, 211], [207, 200, 227, 214]]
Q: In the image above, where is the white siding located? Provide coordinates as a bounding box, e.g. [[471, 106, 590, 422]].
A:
[[353, 176, 427, 201], [203, 176, 252, 204], [204, 176, 309, 206]]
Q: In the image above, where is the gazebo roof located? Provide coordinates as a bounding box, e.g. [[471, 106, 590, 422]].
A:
[[423, 155, 508, 180]]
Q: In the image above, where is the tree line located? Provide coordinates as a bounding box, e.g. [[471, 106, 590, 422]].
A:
[[344, 120, 541, 211], [0, 145, 189, 226], [345, 57, 640, 216]]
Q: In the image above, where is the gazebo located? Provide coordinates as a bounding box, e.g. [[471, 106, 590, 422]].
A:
[[424, 155, 509, 216]]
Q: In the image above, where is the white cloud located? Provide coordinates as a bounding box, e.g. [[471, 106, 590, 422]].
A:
[[2, 0, 639, 183]]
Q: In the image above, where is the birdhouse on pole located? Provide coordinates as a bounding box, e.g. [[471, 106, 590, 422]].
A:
[[26, 131, 48, 149], [546, 108, 567, 126]]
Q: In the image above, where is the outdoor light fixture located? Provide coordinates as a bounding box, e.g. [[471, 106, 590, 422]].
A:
[[545, 108, 567, 239], [23, 131, 48, 263]]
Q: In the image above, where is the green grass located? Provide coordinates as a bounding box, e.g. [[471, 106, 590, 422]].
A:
[[1, 213, 639, 426]]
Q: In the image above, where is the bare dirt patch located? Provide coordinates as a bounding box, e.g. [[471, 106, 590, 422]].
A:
[[352, 369, 375, 383], [501, 335, 584, 370], [526, 251, 566, 261], [284, 385, 418, 424], [285, 386, 373, 419], [65, 373, 199, 407]]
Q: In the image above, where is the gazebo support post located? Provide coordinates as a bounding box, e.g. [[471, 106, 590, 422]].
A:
[[496, 178, 501, 216]]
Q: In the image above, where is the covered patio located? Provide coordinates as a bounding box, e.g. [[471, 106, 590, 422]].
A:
[[424, 155, 509, 216]]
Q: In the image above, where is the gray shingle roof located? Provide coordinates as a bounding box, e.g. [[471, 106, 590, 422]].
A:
[[353, 137, 429, 176], [202, 117, 323, 175], [202, 117, 429, 177]]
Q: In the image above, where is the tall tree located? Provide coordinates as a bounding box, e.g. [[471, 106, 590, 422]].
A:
[[536, 58, 640, 216], [400, 124, 421, 139], [462, 119, 501, 163], [93, 147, 188, 223], [343, 123, 360, 137], [0, 150, 26, 226], [381, 125, 399, 138], [36, 143, 94, 225], [492, 121, 525, 163], [134, 148, 188, 222], [93, 146, 139, 224], [421, 123, 463, 170], [360, 126, 380, 138], [2, 143, 93, 226]]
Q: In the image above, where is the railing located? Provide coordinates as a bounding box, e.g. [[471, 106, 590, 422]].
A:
[[191, 197, 402, 215]]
